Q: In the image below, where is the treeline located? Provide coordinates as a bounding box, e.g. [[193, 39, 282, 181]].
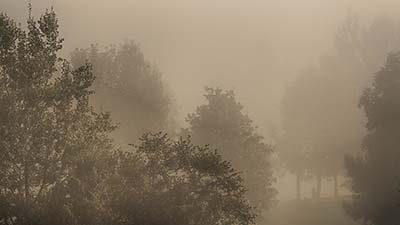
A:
[[279, 12, 400, 225], [0, 9, 276, 225], [2, 6, 400, 225]]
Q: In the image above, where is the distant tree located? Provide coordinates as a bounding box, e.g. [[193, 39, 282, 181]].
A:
[[279, 14, 400, 200], [71, 43, 174, 145], [184, 87, 276, 223], [335, 12, 400, 81], [280, 59, 364, 200], [345, 53, 400, 225], [0, 10, 115, 225], [280, 69, 315, 200], [99, 132, 256, 225]]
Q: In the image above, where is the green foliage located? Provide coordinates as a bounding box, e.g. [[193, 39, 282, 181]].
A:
[[345, 53, 400, 225], [99, 132, 256, 225], [185, 87, 276, 223], [71, 43, 173, 144], [0, 9, 115, 225]]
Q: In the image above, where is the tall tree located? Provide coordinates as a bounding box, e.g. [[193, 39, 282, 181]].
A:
[[279, 14, 400, 200], [71, 43, 174, 145], [185, 87, 276, 223], [345, 53, 400, 225], [0, 9, 115, 225], [280, 68, 315, 199], [280, 58, 364, 199]]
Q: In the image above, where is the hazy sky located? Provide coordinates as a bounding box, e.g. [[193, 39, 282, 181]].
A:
[[3, 0, 400, 200], [2, 0, 400, 138]]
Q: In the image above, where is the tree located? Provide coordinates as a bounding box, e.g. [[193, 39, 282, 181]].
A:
[[185, 87, 276, 223], [71, 43, 174, 145], [278, 57, 362, 198], [0, 9, 115, 225], [345, 53, 400, 225], [335, 13, 400, 83], [279, 14, 400, 200], [280, 69, 315, 200], [99, 132, 256, 225], [280, 59, 364, 200], [0, 8, 257, 225]]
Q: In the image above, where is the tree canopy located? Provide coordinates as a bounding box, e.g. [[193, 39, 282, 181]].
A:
[[278, 14, 400, 199], [185, 87, 276, 223], [100, 132, 255, 225], [0, 9, 255, 225], [345, 53, 400, 225], [0, 9, 115, 225], [71, 43, 174, 144]]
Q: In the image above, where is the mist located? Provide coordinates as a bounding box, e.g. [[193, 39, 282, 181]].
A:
[[7, 0, 400, 131], [2, 0, 400, 225]]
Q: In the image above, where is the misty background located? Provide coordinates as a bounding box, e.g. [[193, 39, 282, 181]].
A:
[[2, 0, 400, 207]]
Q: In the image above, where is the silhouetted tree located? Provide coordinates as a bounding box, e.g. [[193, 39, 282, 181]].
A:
[[71, 43, 174, 145], [99, 132, 256, 225], [280, 69, 315, 199], [280, 59, 364, 200], [345, 53, 400, 225], [279, 14, 400, 200], [0, 8, 260, 225], [185, 87, 276, 223], [0, 10, 115, 225]]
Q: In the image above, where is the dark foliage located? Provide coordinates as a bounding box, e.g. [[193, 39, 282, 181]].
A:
[[0, 10, 255, 225], [185, 87, 276, 224], [0, 9, 115, 225], [100, 133, 255, 225], [345, 53, 400, 225]]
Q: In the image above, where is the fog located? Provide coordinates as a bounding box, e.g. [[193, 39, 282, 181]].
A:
[[2, 0, 400, 225], [6, 0, 400, 132]]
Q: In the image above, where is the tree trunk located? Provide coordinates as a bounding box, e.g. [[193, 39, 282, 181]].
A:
[[24, 158, 30, 205], [333, 175, 338, 198], [316, 175, 322, 200], [296, 172, 301, 200]]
